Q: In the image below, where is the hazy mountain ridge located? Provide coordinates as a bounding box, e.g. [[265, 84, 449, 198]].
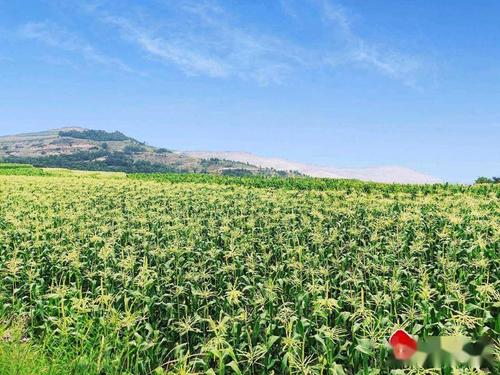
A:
[[0, 128, 440, 182], [184, 151, 441, 183]]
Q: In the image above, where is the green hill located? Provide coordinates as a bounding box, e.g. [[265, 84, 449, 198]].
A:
[[0, 128, 296, 176]]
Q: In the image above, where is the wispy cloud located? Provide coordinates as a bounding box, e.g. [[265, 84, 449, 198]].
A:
[[19, 21, 132, 72], [37, 0, 429, 86], [102, 15, 231, 79], [93, 0, 308, 85], [314, 0, 425, 86]]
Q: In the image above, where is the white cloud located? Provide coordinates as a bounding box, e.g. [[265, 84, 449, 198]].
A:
[[315, 0, 352, 35], [39, 0, 429, 86], [102, 15, 230, 78], [315, 0, 425, 86], [96, 1, 309, 85], [19, 21, 132, 72]]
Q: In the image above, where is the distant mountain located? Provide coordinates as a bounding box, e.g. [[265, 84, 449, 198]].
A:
[[0, 128, 294, 176], [0, 128, 440, 182], [183, 151, 441, 184]]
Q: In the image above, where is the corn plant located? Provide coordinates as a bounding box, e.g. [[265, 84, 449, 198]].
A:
[[0, 174, 498, 374]]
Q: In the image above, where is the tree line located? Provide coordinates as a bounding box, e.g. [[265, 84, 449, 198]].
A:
[[475, 176, 499, 184], [59, 130, 131, 142]]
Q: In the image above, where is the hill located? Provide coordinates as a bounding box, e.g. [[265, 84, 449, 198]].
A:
[[0, 128, 441, 182], [0, 128, 295, 176]]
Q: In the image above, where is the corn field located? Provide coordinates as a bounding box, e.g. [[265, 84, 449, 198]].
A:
[[0, 174, 498, 374]]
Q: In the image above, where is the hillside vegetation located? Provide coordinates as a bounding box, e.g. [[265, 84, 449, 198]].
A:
[[58, 129, 132, 142], [0, 128, 297, 177], [0, 169, 498, 374]]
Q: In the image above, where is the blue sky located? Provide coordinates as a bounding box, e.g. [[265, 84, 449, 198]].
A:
[[0, 0, 499, 182]]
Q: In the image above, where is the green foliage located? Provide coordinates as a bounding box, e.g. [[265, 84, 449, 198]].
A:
[[0, 163, 34, 169], [220, 168, 255, 177], [0, 175, 498, 373], [123, 144, 146, 154], [3, 152, 182, 174], [59, 129, 131, 142], [0, 326, 53, 375], [154, 148, 171, 154], [130, 172, 500, 196], [0, 319, 107, 375], [475, 176, 499, 184], [1, 154, 293, 177], [0, 163, 46, 176]]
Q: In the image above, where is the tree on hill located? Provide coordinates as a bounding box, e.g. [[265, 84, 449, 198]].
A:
[[155, 148, 171, 154], [59, 129, 130, 142], [475, 176, 499, 184], [123, 144, 146, 154]]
